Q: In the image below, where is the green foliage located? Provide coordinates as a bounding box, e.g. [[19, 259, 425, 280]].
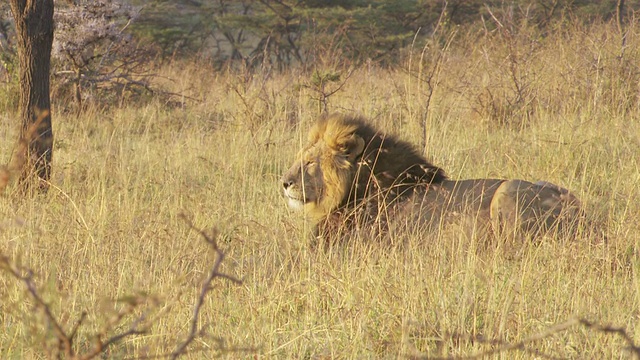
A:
[[310, 70, 340, 85], [128, 0, 443, 66], [130, 0, 210, 56], [126, 0, 640, 68], [307, 69, 342, 113]]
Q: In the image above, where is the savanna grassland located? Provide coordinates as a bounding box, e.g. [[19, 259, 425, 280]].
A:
[[1, 19, 639, 359]]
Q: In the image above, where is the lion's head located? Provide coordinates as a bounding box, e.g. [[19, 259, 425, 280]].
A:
[[281, 114, 446, 223]]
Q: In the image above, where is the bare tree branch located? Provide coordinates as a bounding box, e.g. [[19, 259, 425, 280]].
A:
[[170, 214, 243, 359]]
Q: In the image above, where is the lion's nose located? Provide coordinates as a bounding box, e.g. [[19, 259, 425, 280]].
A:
[[283, 180, 293, 190]]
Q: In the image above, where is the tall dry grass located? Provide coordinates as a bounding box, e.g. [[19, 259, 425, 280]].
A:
[[1, 18, 639, 358]]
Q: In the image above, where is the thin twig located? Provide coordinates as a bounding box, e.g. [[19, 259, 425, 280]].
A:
[[1, 254, 150, 359], [170, 215, 243, 359], [408, 316, 640, 359]]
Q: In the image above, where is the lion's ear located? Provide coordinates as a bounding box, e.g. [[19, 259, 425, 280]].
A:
[[343, 134, 365, 161]]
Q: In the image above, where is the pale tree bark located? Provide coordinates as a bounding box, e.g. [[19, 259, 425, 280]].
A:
[[9, 0, 55, 192]]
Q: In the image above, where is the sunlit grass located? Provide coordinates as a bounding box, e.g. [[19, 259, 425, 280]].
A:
[[1, 19, 639, 359]]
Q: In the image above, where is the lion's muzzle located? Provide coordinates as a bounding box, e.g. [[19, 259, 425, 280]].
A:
[[281, 172, 306, 210]]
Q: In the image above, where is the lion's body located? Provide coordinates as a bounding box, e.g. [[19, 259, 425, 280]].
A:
[[281, 114, 582, 242]]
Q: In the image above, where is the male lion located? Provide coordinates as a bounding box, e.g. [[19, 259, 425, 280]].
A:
[[281, 113, 582, 243]]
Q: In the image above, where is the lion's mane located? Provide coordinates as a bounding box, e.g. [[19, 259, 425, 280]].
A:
[[282, 113, 446, 234]]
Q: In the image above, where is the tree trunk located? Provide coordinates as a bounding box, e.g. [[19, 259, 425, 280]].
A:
[[10, 0, 55, 191]]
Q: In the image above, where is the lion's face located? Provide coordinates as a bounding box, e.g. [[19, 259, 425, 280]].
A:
[[281, 117, 365, 221], [280, 146, 326, 211]]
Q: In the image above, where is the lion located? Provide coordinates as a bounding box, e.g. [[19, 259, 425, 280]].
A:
[[281, 113, 582, 243]]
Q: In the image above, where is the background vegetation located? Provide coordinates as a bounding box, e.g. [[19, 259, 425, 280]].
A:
[[0, 0, 639, 358]]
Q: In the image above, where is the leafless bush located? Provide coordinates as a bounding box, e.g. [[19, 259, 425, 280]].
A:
[[52, 0, 158, 111], [0, 217, 247, 359], [1, 253, 151, 359], [401, 1, 457, 153], [471, 4, 542, 127], [170, 215, 247, 358]]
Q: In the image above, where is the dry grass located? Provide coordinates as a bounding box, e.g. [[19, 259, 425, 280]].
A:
[[1, 19, 639, 359]]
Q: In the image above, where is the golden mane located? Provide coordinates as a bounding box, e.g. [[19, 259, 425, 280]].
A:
[[283, 114, 446, 222]]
